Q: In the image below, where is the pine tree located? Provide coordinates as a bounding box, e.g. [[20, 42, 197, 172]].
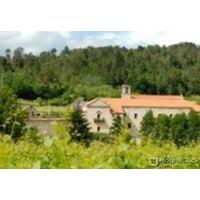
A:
[[69, 109, 91, 146]]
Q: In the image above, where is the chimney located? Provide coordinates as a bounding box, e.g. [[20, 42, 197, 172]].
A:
[[121, 84, 131, 99]]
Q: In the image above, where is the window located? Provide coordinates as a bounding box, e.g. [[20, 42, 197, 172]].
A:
[[97, 111, 101, 119], [97, 126, 101, 132], [170, 114, 173, 117], [128, 123, 131, 128], [134, 113, 138, 119], [123, 113, 127, 117]]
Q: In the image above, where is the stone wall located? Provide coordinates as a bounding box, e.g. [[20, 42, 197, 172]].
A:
[[26, 118, 66, 135]]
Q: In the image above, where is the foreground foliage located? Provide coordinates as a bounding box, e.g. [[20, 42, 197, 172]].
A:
[[0, 123, 200, 169]]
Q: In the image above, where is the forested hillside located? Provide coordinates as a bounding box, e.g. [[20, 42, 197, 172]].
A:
[[0, 42, 200, 104]]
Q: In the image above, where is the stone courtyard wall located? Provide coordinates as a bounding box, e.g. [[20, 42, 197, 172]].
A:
[[26, 118, 66, 135]]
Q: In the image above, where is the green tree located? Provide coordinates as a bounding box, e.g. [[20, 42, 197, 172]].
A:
[[170, 113, 188, 147], [69, 109, 91, 146], [5, 49, 11, 63], [187, 111, 200, 143], [0, 86, 27, 140], [4, 49, 12, 70], [51, 47, 57, 55], [12, 47, 24, 68], [60, 46, 70, 55], [141, 110, 155, 137], [154, 114, 171, 141], [110, 115, 123, 136]]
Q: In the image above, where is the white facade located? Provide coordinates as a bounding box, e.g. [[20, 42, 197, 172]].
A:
[[85, 99, 113, 133]]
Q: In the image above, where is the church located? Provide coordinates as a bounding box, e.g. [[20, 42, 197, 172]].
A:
[[83, 85, 200, 135]]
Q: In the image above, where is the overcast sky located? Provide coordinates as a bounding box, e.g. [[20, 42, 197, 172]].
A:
[[0, 31, 200, 55]]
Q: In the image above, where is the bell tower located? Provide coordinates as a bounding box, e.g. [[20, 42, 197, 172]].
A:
[[121, 84, 131, 98]]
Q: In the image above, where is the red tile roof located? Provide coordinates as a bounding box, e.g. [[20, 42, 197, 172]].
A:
[[94, 94, 200, 113]]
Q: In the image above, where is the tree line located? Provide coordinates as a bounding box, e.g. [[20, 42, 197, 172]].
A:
[[0, 42, 200, 105], [141, 110, 200, 147]]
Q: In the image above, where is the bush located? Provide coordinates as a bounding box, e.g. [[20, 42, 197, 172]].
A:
[[91, 132, 113, 143], [24, 127, 44, 145]]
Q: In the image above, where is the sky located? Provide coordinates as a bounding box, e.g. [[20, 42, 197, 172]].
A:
[[0, 31, 200, 55]]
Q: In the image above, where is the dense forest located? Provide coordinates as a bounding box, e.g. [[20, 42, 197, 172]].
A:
[[0, 42, 200, 105]]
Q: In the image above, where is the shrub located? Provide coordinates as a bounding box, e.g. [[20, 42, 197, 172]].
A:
[[91, 132, 113, 143], [24, 127, 44, 145]]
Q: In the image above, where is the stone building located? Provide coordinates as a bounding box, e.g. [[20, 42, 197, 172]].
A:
[[84, 85, 200, 135]]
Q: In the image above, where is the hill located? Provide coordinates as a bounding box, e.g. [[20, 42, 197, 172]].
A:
[[0, 42, 200, 104]]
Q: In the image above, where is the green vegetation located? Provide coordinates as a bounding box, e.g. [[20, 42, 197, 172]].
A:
[[110, 115, 123, 136], [0, 124, 200, 169], [69, 109, 92, 146], [1, 43, 200, 105], [0, 86, 27, 140], [140, 110, 155, 136], [141, 110, 200, 147]]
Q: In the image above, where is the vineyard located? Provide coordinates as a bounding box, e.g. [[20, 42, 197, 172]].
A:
[[0, 122, 200, 169]]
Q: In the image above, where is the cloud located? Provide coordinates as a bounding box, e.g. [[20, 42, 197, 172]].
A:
[[0, 31, 200, 55]]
